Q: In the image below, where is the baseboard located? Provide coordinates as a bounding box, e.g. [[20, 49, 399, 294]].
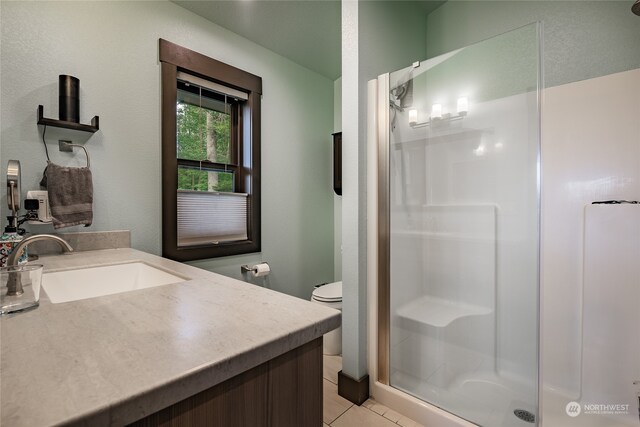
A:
[[338, 370, 370, 405]]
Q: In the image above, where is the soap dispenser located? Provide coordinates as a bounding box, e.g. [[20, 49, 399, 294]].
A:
[[0, 218, 26, 268]]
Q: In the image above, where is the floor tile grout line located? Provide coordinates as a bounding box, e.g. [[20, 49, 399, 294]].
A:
[[363, 403, 417, 427], [331, 403, 415, 427], [328, 403, 354, 426], [325, 355, 419, 427]]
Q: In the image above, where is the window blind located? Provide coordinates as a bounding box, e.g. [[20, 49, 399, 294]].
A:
[[177, 190, 248, 247], [177, 71, 248, 101]]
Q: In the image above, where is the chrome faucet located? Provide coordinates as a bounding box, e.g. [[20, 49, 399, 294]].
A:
[[6, 234, 73, 296]]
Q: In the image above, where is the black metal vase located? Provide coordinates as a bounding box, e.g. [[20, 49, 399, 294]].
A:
[[59, 75, 79, 123]]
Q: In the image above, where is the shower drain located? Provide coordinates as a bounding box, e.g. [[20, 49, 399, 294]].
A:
[[514, 409, 536, 423]]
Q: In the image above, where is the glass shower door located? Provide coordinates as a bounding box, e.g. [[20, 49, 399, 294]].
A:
[[385, 23, 541, 426]]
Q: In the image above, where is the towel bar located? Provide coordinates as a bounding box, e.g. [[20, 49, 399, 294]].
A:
[[59, 140, 90, 168]]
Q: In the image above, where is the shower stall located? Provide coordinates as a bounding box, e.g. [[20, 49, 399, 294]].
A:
[[370, 23, 541, 427], [369, 21, 640, 427]]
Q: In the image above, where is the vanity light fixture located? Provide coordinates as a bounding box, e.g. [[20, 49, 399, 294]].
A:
[[409, 97, 469, 128]]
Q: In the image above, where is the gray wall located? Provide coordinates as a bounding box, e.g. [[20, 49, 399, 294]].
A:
[[0, 1, 335, 300], [426, 0, 640, 88]]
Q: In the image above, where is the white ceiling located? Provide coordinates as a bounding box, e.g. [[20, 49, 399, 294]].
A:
[[173, 1, 446, 81]]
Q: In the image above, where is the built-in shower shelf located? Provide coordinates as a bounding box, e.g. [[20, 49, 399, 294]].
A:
[[391, 230, 493, 243], [393, 128, 486, 149], [397, 296, 492, 328]]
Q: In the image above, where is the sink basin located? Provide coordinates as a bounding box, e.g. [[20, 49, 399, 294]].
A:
[[42, 262, 189, 303]]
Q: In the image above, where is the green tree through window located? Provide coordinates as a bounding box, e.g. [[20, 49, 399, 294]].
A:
[[176, 90, 234, 192]]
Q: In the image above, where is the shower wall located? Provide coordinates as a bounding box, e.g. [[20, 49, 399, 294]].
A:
[[541, 68, 640, 423], [390, 89, 540, 381]]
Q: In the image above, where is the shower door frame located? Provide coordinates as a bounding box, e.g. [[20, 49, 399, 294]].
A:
[[376, 74, 390, 387], [366, 76, 475, 427]]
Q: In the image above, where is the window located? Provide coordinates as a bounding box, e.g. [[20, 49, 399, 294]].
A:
[[160, 39, 262, 261]]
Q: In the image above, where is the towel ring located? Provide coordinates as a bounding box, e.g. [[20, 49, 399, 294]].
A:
[[59, 141, 90, 168]]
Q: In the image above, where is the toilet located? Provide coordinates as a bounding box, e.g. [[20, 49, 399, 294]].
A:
[[310, 281, 342, 355]]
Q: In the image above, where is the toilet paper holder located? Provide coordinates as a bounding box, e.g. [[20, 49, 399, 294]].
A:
[[241, 262, 269, 273]]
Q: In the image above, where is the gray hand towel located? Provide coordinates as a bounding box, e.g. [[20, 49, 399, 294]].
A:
[[40, 162, 93, 229]]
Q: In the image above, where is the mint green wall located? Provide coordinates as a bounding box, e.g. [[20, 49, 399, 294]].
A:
[[341, 0, 366, 379], [426, 1, 640, 88], [0, 1, 335, 300], [360, 1, 428, 81], [341, 0, 430, 382], [417, 22, 539, 103], [334, 77, 342, 282]]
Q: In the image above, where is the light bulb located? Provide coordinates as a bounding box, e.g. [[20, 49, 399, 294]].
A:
[[431, 104, 442, 120], [408, 109, 418, 125], [457, 97, 469, 116], [474, 144, 486, 156]]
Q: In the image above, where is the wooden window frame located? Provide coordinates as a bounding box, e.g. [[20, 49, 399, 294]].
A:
[[160, 39, 262, 261]]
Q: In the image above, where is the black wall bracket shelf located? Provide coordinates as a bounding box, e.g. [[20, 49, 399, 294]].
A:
[[37, 105, 99, 133]]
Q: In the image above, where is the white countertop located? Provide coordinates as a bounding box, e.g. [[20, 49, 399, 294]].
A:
[[0, 248, 340, 426]]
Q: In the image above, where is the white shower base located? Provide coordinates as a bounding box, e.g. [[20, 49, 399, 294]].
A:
[[373, 380, 640, 427], [391, 369, 536, 427]]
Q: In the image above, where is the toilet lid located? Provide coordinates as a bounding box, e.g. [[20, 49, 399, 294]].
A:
[[312, 281, 342, 303]]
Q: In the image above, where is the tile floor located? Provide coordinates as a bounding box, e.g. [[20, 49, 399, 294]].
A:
[[323, 355, 424, 427]]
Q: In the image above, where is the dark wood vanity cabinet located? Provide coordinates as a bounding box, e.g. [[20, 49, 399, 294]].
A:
[[333, 132, 342, 196], [129, 338, 323, 427]]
